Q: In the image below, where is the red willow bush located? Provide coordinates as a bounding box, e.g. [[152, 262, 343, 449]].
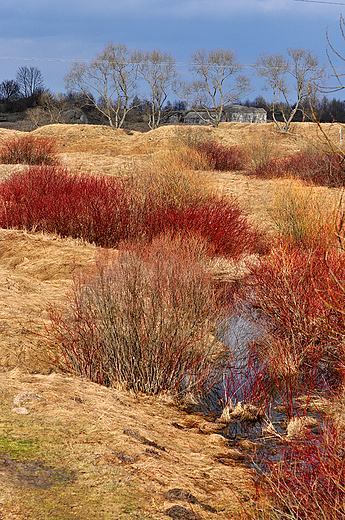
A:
[[194, 140, 248, 171], [0, 166, 131, 246], [260, 420, 345, 520], [0, 165, 266, 258], [0, 135, 58, 165], [231, 243, 345, 416], [48, 234, 228, 394], [248, 150, 345, 186]]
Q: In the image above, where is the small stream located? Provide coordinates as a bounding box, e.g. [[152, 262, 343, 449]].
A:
[[194, 311, 325, 462]]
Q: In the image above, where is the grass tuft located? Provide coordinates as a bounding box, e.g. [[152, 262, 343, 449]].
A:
[[268, 182, 334, 248]]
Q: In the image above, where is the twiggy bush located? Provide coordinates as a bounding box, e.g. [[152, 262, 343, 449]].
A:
[[194, 140, 248, 171], [48, 233, 227, 394], [248, 150, 344, 187], [0, 135, 58, 165], [259, 419, 345, 520], [232, 243, 345, 416], [0, 165, 267, 259], [0, 166, 132, 246]]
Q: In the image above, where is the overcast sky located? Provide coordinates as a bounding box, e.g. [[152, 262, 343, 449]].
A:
[[1, 0, 345, 100]]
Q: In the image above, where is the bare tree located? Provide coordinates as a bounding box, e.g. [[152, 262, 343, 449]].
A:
[[0, 80, 21, 102], [175, 48, 251, 127], [255, 48, 325, 132], [16, 66, 45, 99], [64, 42, 138, 128], [323, 14, 345, 95], [308, 15, 345, 166], [134, 49, 176, 129], [27, 92, 71, 128]]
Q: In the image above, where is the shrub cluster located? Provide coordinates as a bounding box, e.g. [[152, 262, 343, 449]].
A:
[[232, 244, 345, 416], [194, 140, 248, 171], [260, 420, 345, 520], [0, 165, 266, 259], [49, 234, 227, 394], [0, 135, 58, 165], [228, 236, 345, 518], [248, 150, 345, 186]]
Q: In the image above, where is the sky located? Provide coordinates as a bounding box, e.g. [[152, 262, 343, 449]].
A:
[[1, 0, 345, 101]]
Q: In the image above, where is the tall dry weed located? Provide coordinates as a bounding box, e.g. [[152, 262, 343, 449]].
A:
[[247, 133, 279, 170], [136, 149, 213, 205], [268, 181, 334, 248]]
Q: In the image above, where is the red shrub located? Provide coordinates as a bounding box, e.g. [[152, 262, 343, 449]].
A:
[[0, 135, 58, 165], [195, 140, 248, 171], [248, 150, 344, 186], [0, 165, 267, 259], [0, 166, 131, 245], [140, 192, 268, 258], [231, 243, 345, 415], [261, 420, 345, 520]]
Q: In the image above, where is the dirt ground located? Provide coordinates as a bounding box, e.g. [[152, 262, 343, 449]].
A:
[[0, 121, 342, 519]]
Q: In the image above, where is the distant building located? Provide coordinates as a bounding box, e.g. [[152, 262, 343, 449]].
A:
[[163, 104, 267, 125], [223, 105, 267, 124]]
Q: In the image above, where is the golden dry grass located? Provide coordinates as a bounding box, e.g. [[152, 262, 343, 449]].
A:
[[0, 369, 254, 519], [0, 121, 342, 373], [0, 121, 343, 519]]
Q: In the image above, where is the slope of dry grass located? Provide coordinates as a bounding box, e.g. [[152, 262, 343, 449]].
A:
[[0, 121, 343, 519], [0, 369, 253, 520]]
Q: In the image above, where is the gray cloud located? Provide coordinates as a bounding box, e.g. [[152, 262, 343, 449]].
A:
[[0, 0, 341, 93]]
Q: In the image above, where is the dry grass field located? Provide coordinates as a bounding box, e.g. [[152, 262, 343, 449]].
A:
[[0, 121, 343, 519]]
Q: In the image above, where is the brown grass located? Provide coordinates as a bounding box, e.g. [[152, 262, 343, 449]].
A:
[[0, 121, 344, 519], [0, 368, 254, 519]]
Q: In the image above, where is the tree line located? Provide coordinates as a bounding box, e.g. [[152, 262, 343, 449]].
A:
[[0, 66, 45, 112], [63, 44, 324, 131], [1, 43, 345, 132]]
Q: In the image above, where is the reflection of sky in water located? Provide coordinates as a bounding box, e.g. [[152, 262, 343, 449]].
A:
[[198, 311, 266, 417], [199, 312, 325, 466], [220, 312, 265, 352], [218, 312, 266, 405]]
